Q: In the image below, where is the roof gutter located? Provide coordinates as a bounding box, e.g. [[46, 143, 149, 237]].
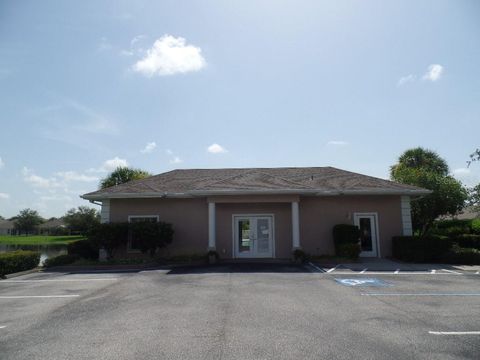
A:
[[81, 188, 431, 201]]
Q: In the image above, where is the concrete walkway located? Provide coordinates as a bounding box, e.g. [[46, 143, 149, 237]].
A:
[[317, 258, 480, 273]]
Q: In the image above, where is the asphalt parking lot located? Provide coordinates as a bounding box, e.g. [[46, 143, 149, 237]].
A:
[[0, 263, 479, 360]]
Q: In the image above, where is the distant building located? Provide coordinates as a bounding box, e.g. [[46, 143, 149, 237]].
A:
[[39, 218, 67, 235], [0, 220, 15, 235]]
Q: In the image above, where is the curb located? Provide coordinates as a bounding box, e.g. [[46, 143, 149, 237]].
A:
[[2, 267, 42, 279]]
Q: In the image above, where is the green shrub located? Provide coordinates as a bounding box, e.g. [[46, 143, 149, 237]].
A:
[[443, 245, 480, 265], [293, 249, 309, 263], [129, 221, 174, 257], [0, 251, 40, 277], [43, 254, 79, 267], [449, 234, 480, 250], [392, 235, 451, 262], [67, 239, 99, 260], [431, 219, 472, 236], [336, 243, 361, 259], [332, 224, 360, 257], [471, 219, 480, 235], [88, 222, 130, 258]]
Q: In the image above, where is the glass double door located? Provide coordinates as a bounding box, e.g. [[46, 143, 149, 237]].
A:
[[234, 215, 273, 258]]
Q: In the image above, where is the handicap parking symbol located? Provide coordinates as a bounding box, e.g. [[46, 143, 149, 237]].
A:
[[335, 278, 391, 287]]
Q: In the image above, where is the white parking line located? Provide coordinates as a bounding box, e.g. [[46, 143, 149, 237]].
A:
[[0, 325, 6, 329], [361, 293, 480, 297], [442, 269, 462, 275], [429, 331, 480, 335], [431, 269, 436, 274], [394, 269, 400, 274], [326, 265, 339, 273], [0, 295, 80, 299], [0, 278, 118, 283], [331, 272, 465, 275], [360, 268, 367, 274], [307, 262, 325, 273]]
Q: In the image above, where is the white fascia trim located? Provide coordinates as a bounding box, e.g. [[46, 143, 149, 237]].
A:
[[82, 188, 431, 200]]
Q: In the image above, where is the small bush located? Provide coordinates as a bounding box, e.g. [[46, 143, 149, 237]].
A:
[[471, 219, 480, 235], [0, 251, 40, 277], [67, 239, 99, 260], [443, 245, 480, 265], [88, 222, 130, 258], [43, 254, 79, 267], [336, 243, 361, 259], [332, 224, 360, 258], [293, 249, 309, 263], [450, 234, 480, 250]]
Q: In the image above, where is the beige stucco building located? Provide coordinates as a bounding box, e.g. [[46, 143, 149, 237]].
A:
[[82, 167, 429, 259]]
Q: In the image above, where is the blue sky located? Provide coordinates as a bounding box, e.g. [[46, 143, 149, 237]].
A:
[[1, 0, 479, 218]]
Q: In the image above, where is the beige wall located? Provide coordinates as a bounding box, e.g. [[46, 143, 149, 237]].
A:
[[108, 195, 403, 259], [110, 198, 208, 257], [299, 195, 402, 258]]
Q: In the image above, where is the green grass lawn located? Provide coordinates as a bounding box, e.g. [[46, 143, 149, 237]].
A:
[[0, 235, 85, 245]]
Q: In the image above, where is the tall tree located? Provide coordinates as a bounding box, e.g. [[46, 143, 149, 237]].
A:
[[100, 167, 151, 189], [64, 206, 100, 235], [390, 147, 449, 178], [14, 209, 44, 235], [391, 148, 468, 236]]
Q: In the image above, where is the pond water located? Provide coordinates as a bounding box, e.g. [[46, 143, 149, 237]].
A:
[[0, 244, 68, 265]]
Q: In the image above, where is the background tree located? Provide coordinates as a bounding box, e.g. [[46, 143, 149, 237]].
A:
[[64, 206, 100, 235], [100, 167, 151, 189], [390, 147, 449, 177], [467, 184, 480, 213], [14, 208, 44, 235], [391, 148, 468, 236]]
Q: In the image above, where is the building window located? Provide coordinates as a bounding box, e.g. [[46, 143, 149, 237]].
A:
[[128, 216, 159, 251]]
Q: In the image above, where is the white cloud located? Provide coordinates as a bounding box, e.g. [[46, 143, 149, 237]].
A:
[[98, 37, 113, 52], [166, 149, 173, 155], [141, 141, 157, 154], [22, 167, 62, 189], [0, 193, 9, 199], [327, 140, 348, 146], [133, 35, 206, 77], [0, 156, 4, 169], [131, 34, 147, 47], [423, 64, 444, 82], [397, 74, 416, 87], [170, 156, 183, 164], [452, 167, 480, 187], [54, 171, 98, 182], [207, 143, 228, 154], [453, 168, 470, 175], [102, 157, 129, 172]]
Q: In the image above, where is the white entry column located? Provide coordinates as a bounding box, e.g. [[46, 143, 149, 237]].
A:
[[291, 201, 301, 249], [208, 202, 216, 250]]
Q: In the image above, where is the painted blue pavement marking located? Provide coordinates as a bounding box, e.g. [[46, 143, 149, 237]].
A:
[[335, 278, 392, 287]]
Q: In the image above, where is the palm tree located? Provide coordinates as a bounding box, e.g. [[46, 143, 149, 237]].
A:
[[390, 147, 449, 180]]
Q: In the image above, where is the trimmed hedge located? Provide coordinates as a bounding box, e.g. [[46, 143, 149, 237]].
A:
[[393, 235, 480, 264], [0, 251, 40, 277], [471, 219, 480, 235], [443, 245, 480, 265], [392, 235, 451, 262], [450, 234, 480, 250], [67, 239, 99, 260], [43, 254, 79, 267]]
